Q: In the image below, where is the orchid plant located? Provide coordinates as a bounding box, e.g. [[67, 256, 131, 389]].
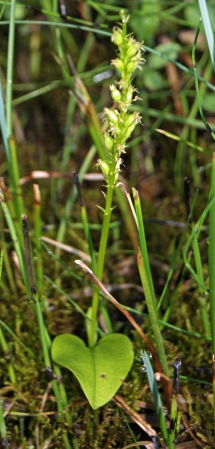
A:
[[52, 11, 144, 409]]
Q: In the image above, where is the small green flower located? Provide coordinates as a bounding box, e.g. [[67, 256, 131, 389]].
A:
[[111, 58, 124, 73], [111, 27, 123, 46], [104, 133, 114, 151], [126, 39, 142, 59], [96, 159, 110, 177], [110, 84, 121, 102], [125, 85, 135, 104], [104, 108, 119, 125]]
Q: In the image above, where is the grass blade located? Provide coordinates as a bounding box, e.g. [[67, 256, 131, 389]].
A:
[[198, 0, 215, 70], [209, 153, 215, 430], [142, 351, 168, 442]]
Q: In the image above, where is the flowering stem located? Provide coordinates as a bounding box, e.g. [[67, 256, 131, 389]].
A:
[[89, 183, 114, 347], [88, 10, 143, 347]]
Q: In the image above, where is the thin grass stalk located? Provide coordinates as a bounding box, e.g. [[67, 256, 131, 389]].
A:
[[0, 1, 7, 20], [0, 248, 3, 282], [21, 215, 51, 363], [0, 319, 35, 358], [44, 327, 72, 427], [0, 77, 11, 169], [73, 173, 97, 272], [44, 275, 90, 320], [56, 145, 97, 249], [175, 56, 213, 186], [0, 80, 21, 232], [168, 357, 181, 449], [57, 97, 76, 193], [0, 190, 29, 290], [0, 326, 16, 385], [33, 184, 43, 294], [192, 20, 215, 140], [0, 249, 16, 383], [2, 1, 25, 240], [192, 234, 210, 336], [0, 19, 112, 38], [1, 246, 17, 294], [0, 399, 7, 448], [198, 1, 215, 71], [158, 232, 187, 313], [137, 250, 168, 376], [0, 222, 17, 295], [184, 177, 210, 335], [0, 248, 11, 447], [209, 153, 215, 429], [132, 188, 157, 310], [9, 137, 24, 235], [142, 351, 168, 443], [6, 0, 15, 137]]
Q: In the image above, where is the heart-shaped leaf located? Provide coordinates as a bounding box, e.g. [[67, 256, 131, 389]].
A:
[[51, 333, 134, 409]]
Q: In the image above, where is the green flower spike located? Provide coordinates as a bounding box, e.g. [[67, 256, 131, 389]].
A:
[[99, 10, 143, 188]]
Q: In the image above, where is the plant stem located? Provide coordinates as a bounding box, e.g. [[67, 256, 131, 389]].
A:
[[33, 184, 43, 294], [0, 326, 16, 385], [192, 232, 210, 336], [209, 152, 215, 430], [89, 183, 114, 347], [6, 0, 15, 137], [0, 399, 7, 447], [209, 152, 215, 353], [0, 190, 28, 290]]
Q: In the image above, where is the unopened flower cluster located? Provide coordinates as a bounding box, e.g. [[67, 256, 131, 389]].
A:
[[98, 11, 144, 187]]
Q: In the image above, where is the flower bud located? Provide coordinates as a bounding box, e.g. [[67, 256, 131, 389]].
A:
[[104, 108, 119, 125], [126, 59, 140, 75], [122, 113, 141, 141], [104, 133, 114, 151], [124, 113, 136, 128], [97, 159, 110, 176], [121, 122, 136, 141], [126, 40, 141, 59], [120, 10, 129, 24], [111, 58, 124, 72], [110, 84, 121, 102], [116, 144, 126, 154], [125, 86, 134, 103], [114, 158, 122, 184], [111, 27, 123, 46]]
